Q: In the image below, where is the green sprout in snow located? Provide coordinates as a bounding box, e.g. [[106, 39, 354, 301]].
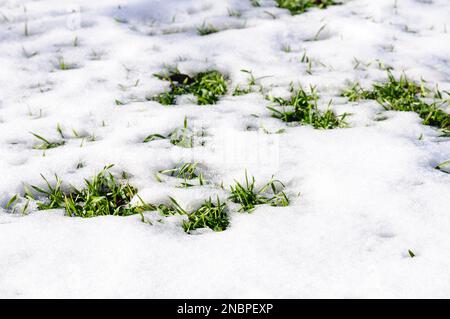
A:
[[30, 165, 151, 217], [150, 196, 229, 233], [151, 69, 227, 105], [143, 117, 204, 148], [229, 171, 289, 212], [268, 85, 347, 129], [276, 0, 340, 15], [342, 72, 450, 129]]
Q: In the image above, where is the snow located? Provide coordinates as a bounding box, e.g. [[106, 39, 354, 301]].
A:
[[1, 0, 450, 298]]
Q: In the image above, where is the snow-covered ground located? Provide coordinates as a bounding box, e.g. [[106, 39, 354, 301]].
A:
[[1, 0, 450, 298]]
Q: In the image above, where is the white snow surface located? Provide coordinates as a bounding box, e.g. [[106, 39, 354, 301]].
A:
[[1, 0, 450, 298]]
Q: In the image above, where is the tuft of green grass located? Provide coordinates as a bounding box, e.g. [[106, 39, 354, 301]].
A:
[[55, 57, 78, 71], [159, 162, 205, 187], [342, 72, 450, 129], [232, 69, 266, 96], [156, 163, 205, 187], [183, 197, 229, 233], [4, 194, 30, 215], [197, 22, 219, 36], [31, 165, 151, 217], [150, 197, 229, 233], [31, 132, 65, 150], [341, 82, 366, 102], [57, 57, 71, 70], [31, 124, 95, 151], [268, 85, 347, 129], [276, 0, 339, 15], [190, 70, 227, 105], [152, 197, 187, 217], [342, 73, 428, 103], [152, 69, 227, 105], [152, 90, 177, 105], [29, 174, 65, 210], [408, 249, 415, 258], [160, 162, 199, 180], [229, 171, 289, 212], [168, 116, 196, 148], [143, 117, 200, 148], [143, 133, 166, 143]]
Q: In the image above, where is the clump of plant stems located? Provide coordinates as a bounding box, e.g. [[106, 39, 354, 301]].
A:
[[151, 197, 229, 233], [275, 0, 339, 15], [197, 22, 219, 36], [151, 69, 227, 105], [158, 162, 205, 187], [268, 85, 347, 129], [342, 72, 450, 129], [31, 133, 65, 150], [143, 117, 204, 148], [229, 171, 289, 212], [232, 69, 265, 96], [29, 165, 150, 217], [18, 165, 291, 235]]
